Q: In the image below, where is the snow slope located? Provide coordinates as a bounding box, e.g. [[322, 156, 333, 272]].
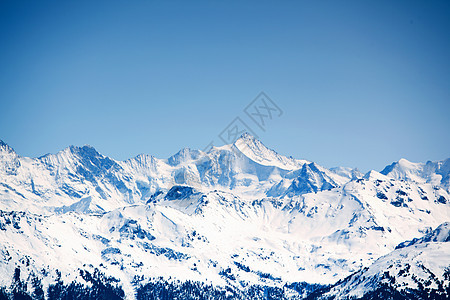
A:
[[317, 222, 450, 299]]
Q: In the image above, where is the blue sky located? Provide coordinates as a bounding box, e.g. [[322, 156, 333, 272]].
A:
[[0, 0, 449, 171]]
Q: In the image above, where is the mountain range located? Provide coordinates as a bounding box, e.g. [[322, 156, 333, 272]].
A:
[[0, 134, 449, 299]]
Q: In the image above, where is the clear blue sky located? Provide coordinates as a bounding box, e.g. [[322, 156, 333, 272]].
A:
[[0, 0, 449, 172]]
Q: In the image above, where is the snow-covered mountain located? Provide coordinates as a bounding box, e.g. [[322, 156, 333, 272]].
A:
[[381, 157, 450, 192], [0, 134, 310, 214], [312, 222, 450, 299], [0, 134, 449, 299]]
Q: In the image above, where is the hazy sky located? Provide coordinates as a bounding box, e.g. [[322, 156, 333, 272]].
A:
[[1, 0, 449, 172]]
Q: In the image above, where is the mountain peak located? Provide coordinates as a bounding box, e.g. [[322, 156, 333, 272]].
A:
[[67, 144, 99, 156], [231, 132, 259, 149], [363, 170, 388, 181], [380, 158, 426, 183], [398, 157, 411, 163], [168, 147, 202, 166], [233, 133, 307, 170], [0, 140, 15, 153], [236, 132, 257, 141], [233, 132, 259, 148], [381, 158, 420, 173]]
